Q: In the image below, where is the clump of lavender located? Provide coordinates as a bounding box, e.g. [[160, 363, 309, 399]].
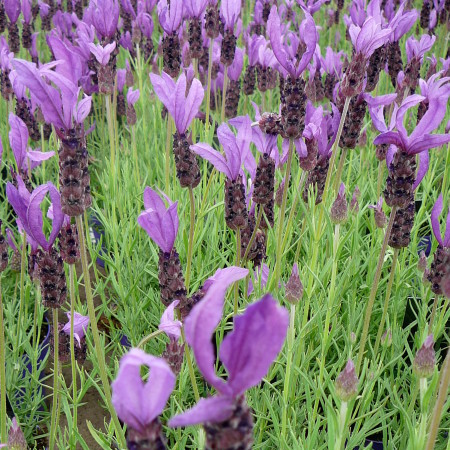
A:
[[138, 187, 187, 308], [150, 71, 204, 189], [170, 287, 288, 449]]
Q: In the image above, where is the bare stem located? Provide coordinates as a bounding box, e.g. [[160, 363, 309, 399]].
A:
[[356, 206, 398, 373], [373, 248, 399, 357], [49, 309, 59, 450], [221, 67, 229, 123], [333, 147, 348, 193], [185, 187, 196, 292], [69, 264, 78, 445], [165, 117, 173, 194], [14, 232, 28, 353], [181, 328, 200, 402], [75, 216, 127, 448], [0, 276, 7, 443], [234, 228, 241, 315]]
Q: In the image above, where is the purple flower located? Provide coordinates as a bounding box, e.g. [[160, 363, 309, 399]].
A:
[[431, 194, 450, 248], [246, 35, 265, 67], [137, 187, 178, 254], [183, 0, 208, 19], [8, 113, 55, 175], [12, 59, 92, 131], [136, 12, 154, 39], [227, 47, 243, 82], [6, 179, 64, 252], [363, 92, 397, 132], [150, 71, 204, 134], [91, 0, 120, 39], [169, 293, 288, 427], [4, 0, 21, 24], [320, 47, 345, 77], [405, 34, 436, 64], [22, 0, 32, 24], [159, 300, 182, 340], [157, 0, 183, 34], [127, 87, 140, 106], [89, 42, 116, 66], [63, 312, 90, 346], [111, 348, 176, 434], [348, 17, 391, 58], [267, 5, 318, 78], [220, 0, 241, 32], [190, 117, 252, 181], [335, 359, 359, 402], [387, 1, 418, 42]]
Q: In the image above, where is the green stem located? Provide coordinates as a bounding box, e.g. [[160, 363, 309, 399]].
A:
[[185, 187, 196, 293], [335, 401, 349, 450], [69, 264, 78, 445], [165, 117, 173, 194], [272, 138, 295, 289], [425, 349, 450, 450], [137, 329, 164, 348], [0, 277, 7, 443], [221, 67, 228, 123], [181, 328, 200, 402], [49, 309, 60, 450], [15, 232, 28, 353], [281, 303, 296, 442], [373, 248, 399, 357], [131, 126, 141, 185], [356, 206, 398, 373], [234, 228, 241, 315], [105, 95, 116, 193], [333, 148, 348, 193], [205, 39, 214, 130], [376, 162, 384, 199], [75, 216, 127, 449], [243, 206, 263, 263]]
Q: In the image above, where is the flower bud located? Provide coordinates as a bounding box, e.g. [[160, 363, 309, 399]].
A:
[[285, 264, 303, 304], [413, 335, 435, 378], [418, 251, 427, 272], [7, 418, 27, 450], [381, 329, 392, 347], [335, 359, 358, 402], [330, 183, 348, 224]]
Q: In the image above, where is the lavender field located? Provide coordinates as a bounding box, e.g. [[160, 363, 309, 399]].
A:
[[0, 0, 449, 448]]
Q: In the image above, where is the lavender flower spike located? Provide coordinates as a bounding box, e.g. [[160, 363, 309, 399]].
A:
[[169, 293, 288, 445], [137, 187, 178, 254], [431, 194, 450, 248], [112, 348, 175, 447], [62, 312, 89, 347]]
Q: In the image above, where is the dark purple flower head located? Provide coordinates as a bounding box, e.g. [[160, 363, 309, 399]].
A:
[[158, 0, 183, 34], [150, 71, 204, 134], [6, 179, 64, 252], [183, 0, 208, 19], [8, 113, 55, 174], [62, 312, 89, 346], [431, 194, 450, 248], [387, 1, 418, 43], [220, 0, 241, 32], [112, 348, 176, 434], [91, 0, 120, 40], [191, 117, 252, 181], [121, 0, 136, 18], [137, 187, 179, 254], [348, 17, 391, 58], [169, 291, 288, 427], [267, 5, 318, 78], [405, 35, 435, 64], [4, 0, 21, 24], [12, 59, 92, 131]]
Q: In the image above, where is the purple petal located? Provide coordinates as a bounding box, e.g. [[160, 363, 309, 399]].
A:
[[431, 194, 444, 246], [202, 266, 249, 292], [9, 113, 28, 171], [137, 210, 169, 253], [26, 184, 50, 250], [63, 312, 90, 346], [74, 95, 92, 124], [169, 396, 234, 427], [408, 134, 450, 155], [219, 294, 289, 396], [127, 88, 140, 106], [112, 348, 175, 433], [373, 131, 403, 148], [6, 182, 28, 233], [159, 300, 182, 340], [190, 143, 232, 178], [27, 150, 55, 163], [47, 183, 64, 248], [412, 150, 429, 191], [162, 202, 179, 253], [181, 77, 204, 133]]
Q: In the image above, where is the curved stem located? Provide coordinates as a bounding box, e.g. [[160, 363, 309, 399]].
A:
[[0, 277, 7, 443], [69, 264, 78, 445], [221, 67, 229, 123], [137, 329, 164, 348], [185, 187, 196, 293], [205, 39, 214, 130], [234, 228, 241, 315], [373, 248, 399, 357], [75, 216, 127, 449], [49, 309, 59, 450], [356, 206, 398, 373], [425, 349, 450, 450]]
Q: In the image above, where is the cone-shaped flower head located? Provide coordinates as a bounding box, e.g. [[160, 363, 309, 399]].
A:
[[62, 311, 89, 347], [191, 117, 252, 181], [137, 187, 178, 254], [6, 179, 64, 252], [8, 113, 54, 175], [159, 300, 182, 340], [12, 59, 92, 131], [112, 348, 176, 434], [157, 0, 183, 34], [267, 5, 318, 78], [6, 418, 27, 450], [169, 291, 288, 427], [150, 71, 204, 135], [330, 183, 348, 224], [335, 359, 359, 402], [413, 335, 435, 378], [285, 263, 303, 304], [431, 194, 450, 248]]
